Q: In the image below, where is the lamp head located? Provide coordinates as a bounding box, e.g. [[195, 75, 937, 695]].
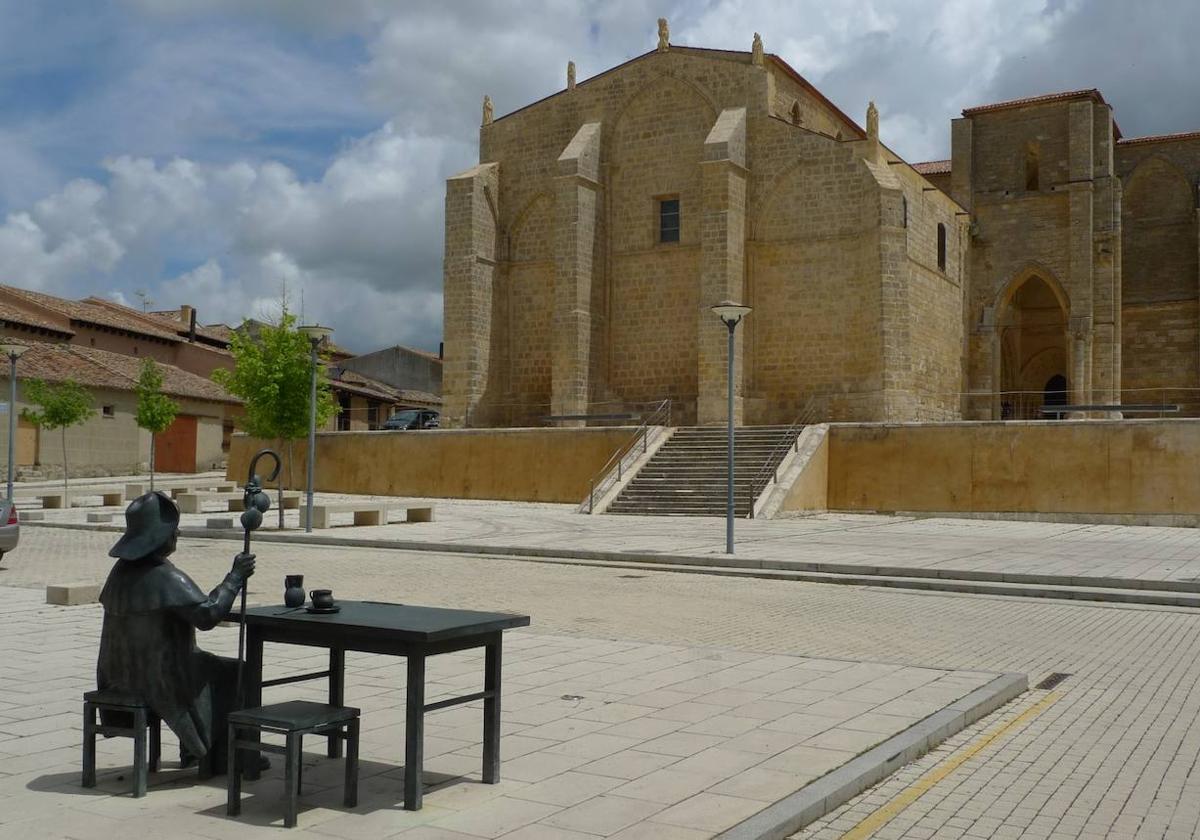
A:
[[297, 324, 333, 345], [0, 342, 28, 360], [710, 301, 752, 326]]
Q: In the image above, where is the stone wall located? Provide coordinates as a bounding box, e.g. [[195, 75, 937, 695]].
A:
[[954, 96, 1122, 418], [444, 42, 966, 428], [227, 426, 636, 503], [1116, 136, 1200, 413], [821, 419, 1200, 518]]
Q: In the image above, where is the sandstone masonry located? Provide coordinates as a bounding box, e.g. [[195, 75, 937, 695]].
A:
[[443, 27, 1200, 426]]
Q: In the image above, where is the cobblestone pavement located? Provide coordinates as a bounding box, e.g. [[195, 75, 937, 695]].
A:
[[7, 529, 1200, 838], [24, 489, 1200, 586]]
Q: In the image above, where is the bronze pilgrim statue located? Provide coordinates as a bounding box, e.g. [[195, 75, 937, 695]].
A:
[[97, 491, 256, 772]]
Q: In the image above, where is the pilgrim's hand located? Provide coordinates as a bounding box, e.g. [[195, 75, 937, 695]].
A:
[[232, 552, 256, 581]]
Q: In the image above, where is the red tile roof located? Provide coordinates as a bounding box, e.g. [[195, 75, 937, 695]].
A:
[[1118, 129, 1200, 147], [145, 308, 235, 346], [11, 343, 239, 404], [962, 88, 1107, 116], [0, 286, 179, 341], [0, 300, 74, 336], [912, 159, 951, 175]]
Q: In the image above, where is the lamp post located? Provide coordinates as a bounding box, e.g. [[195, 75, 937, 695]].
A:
[[710, 301, 751, 555], [0, 343, 27, 502], [297, 325, 333, 533]]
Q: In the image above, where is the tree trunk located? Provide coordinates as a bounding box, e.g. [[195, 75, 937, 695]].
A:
[[61, 426, 68, 500], [277, 437, 285, 530], [149, 433, 156, 492]]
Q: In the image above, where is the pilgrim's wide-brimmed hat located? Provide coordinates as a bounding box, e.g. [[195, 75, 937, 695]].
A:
[[109, 492, 180, 561]]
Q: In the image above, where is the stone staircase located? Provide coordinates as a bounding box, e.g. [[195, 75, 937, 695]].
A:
[[606, 425, 800, 517]]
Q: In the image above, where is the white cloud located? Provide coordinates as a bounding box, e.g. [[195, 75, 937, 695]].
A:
[[0, 120, 455, 352], [1, 0, 1196, 355]]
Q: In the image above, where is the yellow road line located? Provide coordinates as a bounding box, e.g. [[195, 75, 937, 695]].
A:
[[839, 690, 1063, 840]]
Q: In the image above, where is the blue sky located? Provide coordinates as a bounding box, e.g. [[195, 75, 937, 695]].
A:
[[0, 0, 1195, 353]]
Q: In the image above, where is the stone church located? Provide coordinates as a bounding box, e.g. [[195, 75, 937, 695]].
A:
[[442, 22, 1200, 428]]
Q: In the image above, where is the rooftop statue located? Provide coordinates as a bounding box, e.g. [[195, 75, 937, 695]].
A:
[[657, 18, 669, 52], [482, 95, 494, 126], [97, 491, 256, 772]]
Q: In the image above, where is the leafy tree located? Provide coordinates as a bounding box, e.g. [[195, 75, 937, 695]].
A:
[[21, 379, 95, 499], [135, 358, 180, 492], [212, 310, 336, 527]]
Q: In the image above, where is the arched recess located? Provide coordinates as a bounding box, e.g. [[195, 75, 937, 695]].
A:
[[609, 72, 719, 142], [751, 157, 812, 242], [1122, 156, 1197, 304], [996, 268, 1070, 419], [508, 192, 554, 263]]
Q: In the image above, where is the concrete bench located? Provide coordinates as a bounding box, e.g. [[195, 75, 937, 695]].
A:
[[298, 503, 434, 530], [176, 490, 301, 514], [30, 489, 124, 509], [124, 480, 237, 500], [47, 583, 102, 606]]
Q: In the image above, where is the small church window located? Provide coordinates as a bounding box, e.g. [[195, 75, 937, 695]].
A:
[[937, 223, 947, 270], [901, 196, 908, 228], [659, 197, 680, 243], [790, 101, 802, 126], [1025, 142, 1040, 191]]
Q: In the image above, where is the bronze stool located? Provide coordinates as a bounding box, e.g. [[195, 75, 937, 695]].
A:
[[227, 700, 360, 828], [82, 689, 161, 797]]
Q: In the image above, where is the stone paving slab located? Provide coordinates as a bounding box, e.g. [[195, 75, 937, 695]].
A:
[[25, 491, 1200, 591], [0, 586, 1011, 838]]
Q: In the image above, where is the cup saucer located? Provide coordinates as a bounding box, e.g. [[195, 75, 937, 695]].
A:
[[305, 604, 340, 614]]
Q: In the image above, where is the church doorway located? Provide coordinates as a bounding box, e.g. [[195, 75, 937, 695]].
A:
[[1043, 374, 1068, 419], [998, 273, 1069, 419]]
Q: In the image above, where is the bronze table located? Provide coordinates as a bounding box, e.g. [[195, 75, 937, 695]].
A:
[[239, 600, 530, 810]]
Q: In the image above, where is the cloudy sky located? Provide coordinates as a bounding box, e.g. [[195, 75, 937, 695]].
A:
[[0, 0, 1195, 353]]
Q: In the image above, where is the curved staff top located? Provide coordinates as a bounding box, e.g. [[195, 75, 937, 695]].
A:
[[234, 448, 281, 707]]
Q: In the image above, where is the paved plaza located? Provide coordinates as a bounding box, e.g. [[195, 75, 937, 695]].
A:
[[0, 583, 1005, 838], [19, 477, 1200, 590], [5, 521, 1200, 837]]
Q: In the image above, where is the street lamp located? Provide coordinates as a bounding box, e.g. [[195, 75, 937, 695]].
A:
[[297, 325, 333, 533], [711, 301, 751, 554], [0, 343, 27, 502]]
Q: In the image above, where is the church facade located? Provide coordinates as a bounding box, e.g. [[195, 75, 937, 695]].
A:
[[442, 23, 1200, 427]]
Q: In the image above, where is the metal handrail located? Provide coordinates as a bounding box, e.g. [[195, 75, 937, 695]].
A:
[[581, 399, 672, 514], [746, 396, 821, 518]]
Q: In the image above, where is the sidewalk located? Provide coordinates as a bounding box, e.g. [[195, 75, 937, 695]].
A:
[[0, 587, 1018, 838], [25, 491, 1200, 591]]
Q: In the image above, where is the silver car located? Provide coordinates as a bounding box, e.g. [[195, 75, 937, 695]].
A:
[[0, 498, 20, 558]]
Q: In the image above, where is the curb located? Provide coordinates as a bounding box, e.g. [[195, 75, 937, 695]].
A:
[[716, 672, 1028, 840], [25, 521, 1200, 606]]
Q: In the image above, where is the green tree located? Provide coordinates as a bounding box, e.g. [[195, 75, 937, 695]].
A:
[[135, 358, 180, 492], [212, 310, 336, 527], [21, 379, 95, 499]]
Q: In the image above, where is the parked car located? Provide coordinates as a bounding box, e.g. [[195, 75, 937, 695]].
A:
[[382, 409, 440, 431], [0, 499, 20, 559]]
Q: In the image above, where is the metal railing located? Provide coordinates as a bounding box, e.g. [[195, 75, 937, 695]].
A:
[[746, 396, 822, 518], [579, 399, 672, 514]]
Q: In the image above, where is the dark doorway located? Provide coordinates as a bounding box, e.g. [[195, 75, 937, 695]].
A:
[[1043, 374, 1068, 419]]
